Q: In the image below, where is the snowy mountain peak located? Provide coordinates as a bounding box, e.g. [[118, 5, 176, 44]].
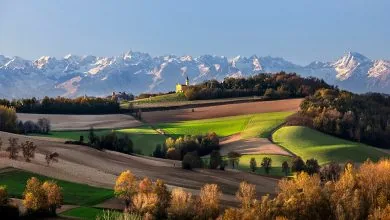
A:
[[0, 51, 390, 98]]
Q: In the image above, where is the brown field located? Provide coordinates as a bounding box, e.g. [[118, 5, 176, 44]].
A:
[[17, 113, 142, 131], [142, 98, 302, 123], [0, 131, 279, 204], [219, 134, 293, 156]]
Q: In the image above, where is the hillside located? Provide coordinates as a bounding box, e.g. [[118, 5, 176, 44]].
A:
[[272, 126, 388, 164]]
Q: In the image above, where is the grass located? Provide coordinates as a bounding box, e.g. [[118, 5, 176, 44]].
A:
[[240, 112, 293, 138], [157, 111, 292, 138], [272, 126, 389, 165], [61, 207, 114, 220], [122, 93, 187, 108], [238, 154, 293, 176], [34, 126, 166, 156], [0, 170, 113, 206]]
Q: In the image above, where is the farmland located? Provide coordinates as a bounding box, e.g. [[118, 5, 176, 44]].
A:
[[0, 169, 113, 206], [272, 126, 388, 164]]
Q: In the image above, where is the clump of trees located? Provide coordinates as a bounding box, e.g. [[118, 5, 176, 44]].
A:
[[114, 170, 222, 220], [154, 132, 220, 161], [23, 177, 63, 217], [296, 88, 390, 148], [68, 127, 134, 154], [183, 72, 331, 100], [0, 96, 120, 114]]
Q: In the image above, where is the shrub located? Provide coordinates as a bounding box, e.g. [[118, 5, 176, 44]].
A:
[[182, 152, 201, 170], [0, 186, 8, 206], [45, 152, 59, 166]]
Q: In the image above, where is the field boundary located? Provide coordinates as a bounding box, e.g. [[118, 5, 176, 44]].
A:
[[267, 123, 297, 157]]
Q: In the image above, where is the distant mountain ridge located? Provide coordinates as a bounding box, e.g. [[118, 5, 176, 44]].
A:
[[0, 51, 389, 98]]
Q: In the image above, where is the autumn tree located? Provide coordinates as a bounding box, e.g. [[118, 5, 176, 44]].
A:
[[250, 157, 257, 172], [23, 177, 48, 213], [42, 181, 63, 215], [6, 138, 19, 160], [168, 188, 194, 219], [282, 161, 290, 176], [236, 181, 256, 210], [21, 141, 37, 162], [197, 184, 222, 219], [152, 179, 171, 218], [261, 157, 272, 174], [114, 170, 138, 210], [0, 185, 8, 206]]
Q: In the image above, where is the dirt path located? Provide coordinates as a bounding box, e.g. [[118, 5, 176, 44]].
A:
[[0, 131, 279, 203], [142, 98, 302, 124], [17, 113, 143, 131]]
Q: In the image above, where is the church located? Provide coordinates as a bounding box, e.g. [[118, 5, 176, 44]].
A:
[[176, 76, 189, 93]]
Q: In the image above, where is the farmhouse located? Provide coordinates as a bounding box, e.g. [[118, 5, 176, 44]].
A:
[[176, 76, 189, 93]]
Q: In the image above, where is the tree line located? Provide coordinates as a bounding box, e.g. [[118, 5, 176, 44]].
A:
[[291, 88, 390, 148], [0, 96, 120, 114], [183, 72, 332, 100], [111, 159, 390, 220]]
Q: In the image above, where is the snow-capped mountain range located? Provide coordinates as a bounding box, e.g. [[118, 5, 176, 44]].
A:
[[0, 51, 389, 98]]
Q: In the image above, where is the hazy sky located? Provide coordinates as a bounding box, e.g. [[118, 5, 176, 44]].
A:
[[0, 0, 389, 65]]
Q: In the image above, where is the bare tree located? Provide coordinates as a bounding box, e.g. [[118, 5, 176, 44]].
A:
[[21, 141, 37, 162], [6, 138, 19, 160], [38, 118, 51, 134], [45, 152, 59, 166]]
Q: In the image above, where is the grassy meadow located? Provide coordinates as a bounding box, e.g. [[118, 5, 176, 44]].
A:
[[157, 111, 293, 138], [238, 154, 293, 176], [0, 170, 113, 206], [272, 126, 388, 164]]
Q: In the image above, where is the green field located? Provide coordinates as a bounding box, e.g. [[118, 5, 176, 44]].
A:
[[36, 126, 166, 156], [157, 111, 292, 138], [122, 93, 187, 108], [238, 154, 293, 176], [272, 126, 388, 165], [61, 207, 115, 220], [0, 170, 113, 206]]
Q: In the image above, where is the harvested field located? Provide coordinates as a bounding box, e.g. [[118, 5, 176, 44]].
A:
[[17, 113, 142, 131], [142, 98, 302, 123], [219, 134, 293, 156], [0, 131, 278, 203]]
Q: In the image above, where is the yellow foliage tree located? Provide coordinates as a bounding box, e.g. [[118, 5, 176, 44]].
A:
[[168, 188, 194, 219], [42, 181, 63, 215], [0, 185, 8, 206], [198, 183, 222, 219], [236, 181, 256, 209], [23, 177, 48, 212], [114, 170, 137, 210]]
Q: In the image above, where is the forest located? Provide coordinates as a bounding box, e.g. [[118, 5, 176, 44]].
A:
[[293, 88, 390, 149], [183, 72, 333, 100], [0, 96, 120, 114]]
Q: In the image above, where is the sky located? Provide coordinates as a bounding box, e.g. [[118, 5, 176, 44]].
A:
[[0, 0, 389, 65]]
